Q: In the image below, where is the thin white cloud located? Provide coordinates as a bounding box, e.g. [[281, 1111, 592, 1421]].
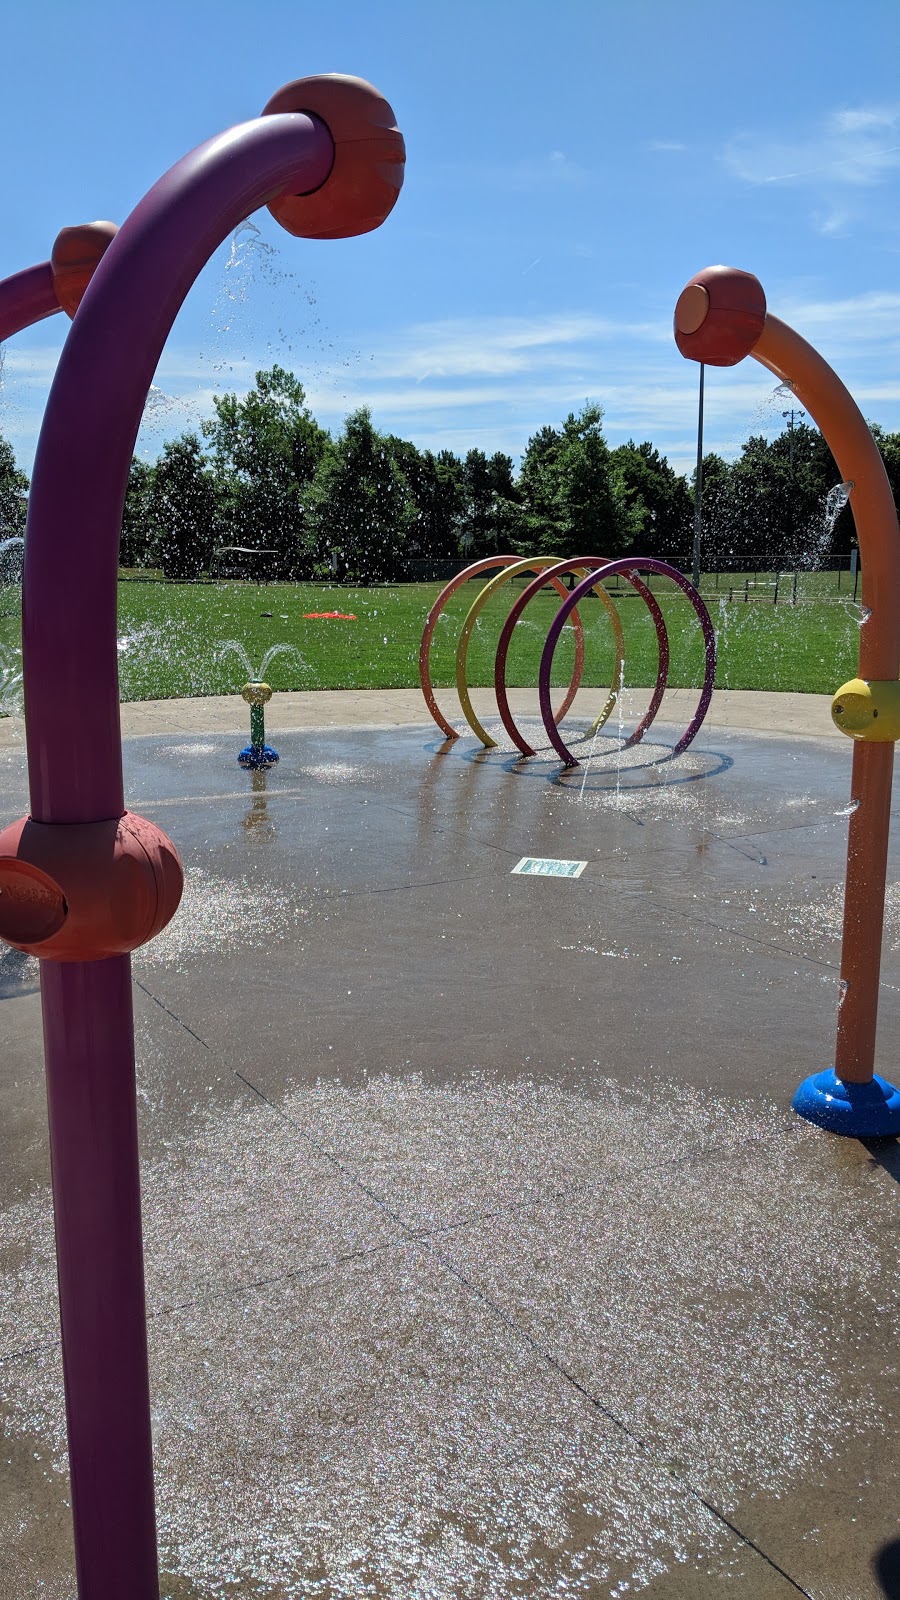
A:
[[851, 383, 900, 402], [646, 140, 686, 153], [832, 108, 899, 136], [0, 346, 63, 385], [777, 290, 900, 349], [5, 295, 900, 482], [812, 205, 852, 239], [723, 104, 900, 188], [365, 314, 669, 381]]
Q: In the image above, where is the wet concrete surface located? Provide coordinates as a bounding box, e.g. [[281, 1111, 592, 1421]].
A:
[[1, 713, 900, 1597]]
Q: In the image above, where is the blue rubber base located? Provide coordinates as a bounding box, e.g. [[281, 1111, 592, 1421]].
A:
[[238, 744, 279, 769], [792, 1068, 900, 1137]]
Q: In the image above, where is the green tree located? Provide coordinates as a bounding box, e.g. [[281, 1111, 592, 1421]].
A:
[[150, 434, 219, 580], [0, 435, 28, 546], [726, 424, 848, 569], [691, 452, 734, 571], [309, 407, 416, 581], [693, 421, 852, 573], [388, 440, 464, 562], [518, 405, 641, 558], [457, 450, 521, 558], [870, 424, 900, 529], [120, 457, 155, 569], [612, 440, 693, 565], [203, 365, 330, 577]]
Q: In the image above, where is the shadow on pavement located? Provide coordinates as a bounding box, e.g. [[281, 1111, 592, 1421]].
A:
[[862, 1138, 900, 1186], [874, 1538, 900, 1597]]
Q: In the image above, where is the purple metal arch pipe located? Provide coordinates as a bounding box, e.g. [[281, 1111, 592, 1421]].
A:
[[0, 223, 118, 344], [22, 113, 335, 1599], [0, 261, 58, 341], [24, 113, 334, 823], [539, 559, 717, 766]]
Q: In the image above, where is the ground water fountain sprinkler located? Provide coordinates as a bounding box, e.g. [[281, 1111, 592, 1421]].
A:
[[674, 265, 900, 1136], [218, 640, 305, 767], [239, 679, 278, 767], [0, 75, 404, 1599]]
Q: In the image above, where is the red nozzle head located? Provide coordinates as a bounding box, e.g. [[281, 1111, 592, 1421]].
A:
[[674, 265, 766, 366], [261, 73, 404, 240], [50, 220, 117, 318]]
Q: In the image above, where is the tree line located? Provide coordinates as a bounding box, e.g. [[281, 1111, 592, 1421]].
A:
[[3, 363, 900, 581]]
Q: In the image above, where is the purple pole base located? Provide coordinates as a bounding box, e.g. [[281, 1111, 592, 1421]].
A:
[[41, 955, 159, 1599]]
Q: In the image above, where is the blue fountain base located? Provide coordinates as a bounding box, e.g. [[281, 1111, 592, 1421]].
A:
[[792, 1068, 900, 1137], [238, 744, 279, 769]]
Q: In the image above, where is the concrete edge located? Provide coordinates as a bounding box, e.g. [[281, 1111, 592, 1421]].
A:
[[0, 686, 844, 752]]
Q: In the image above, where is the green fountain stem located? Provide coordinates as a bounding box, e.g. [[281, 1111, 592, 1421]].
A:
[[250, 702, 266, 749]]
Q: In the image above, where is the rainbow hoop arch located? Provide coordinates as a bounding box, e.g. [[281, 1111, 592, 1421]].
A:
[[419, 554, 716, 762]]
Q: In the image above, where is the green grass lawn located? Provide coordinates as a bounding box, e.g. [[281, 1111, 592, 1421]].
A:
[[0, 577, 863, 704]]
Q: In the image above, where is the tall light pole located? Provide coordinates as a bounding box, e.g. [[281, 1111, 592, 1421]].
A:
[[782, 405, 805, 471], [782, 405, 805, 564], [691, 362, 705, 587]]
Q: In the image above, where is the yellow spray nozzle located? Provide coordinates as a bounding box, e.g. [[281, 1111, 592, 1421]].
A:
[[241, 681, 273, 706], [832, 678, 900, 741]]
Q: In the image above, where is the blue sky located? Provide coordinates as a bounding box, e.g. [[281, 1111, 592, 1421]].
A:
[[1, 0, 899, 478]]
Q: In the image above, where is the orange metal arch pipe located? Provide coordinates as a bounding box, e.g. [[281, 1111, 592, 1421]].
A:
[[675, 265, 900, 1131], [752, 316, 900, 1089], [753, 316, 900, 679]]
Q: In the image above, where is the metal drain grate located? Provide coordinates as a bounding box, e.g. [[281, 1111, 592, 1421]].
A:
[[511, 857, 587, 879]]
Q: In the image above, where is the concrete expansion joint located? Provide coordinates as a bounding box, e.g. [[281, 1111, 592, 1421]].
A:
[[235, 1065, 816, 1599]]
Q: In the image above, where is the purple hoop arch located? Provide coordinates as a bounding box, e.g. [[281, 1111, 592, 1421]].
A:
[[539, 559, 717, 766], [494, 557, 670, 758]]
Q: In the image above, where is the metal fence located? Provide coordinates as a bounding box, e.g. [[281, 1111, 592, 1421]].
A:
[[117, 553, 860, 600]]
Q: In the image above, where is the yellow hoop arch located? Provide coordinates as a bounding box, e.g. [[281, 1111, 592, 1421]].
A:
[[454, 557, 625, 749]]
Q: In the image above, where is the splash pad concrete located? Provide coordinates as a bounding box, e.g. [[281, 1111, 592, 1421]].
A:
[[1, 693, 899, 1599]]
